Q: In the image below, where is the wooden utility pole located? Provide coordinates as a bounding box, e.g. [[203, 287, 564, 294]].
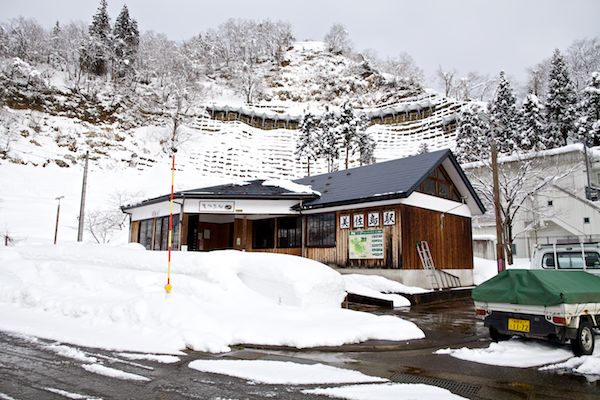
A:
[[54, 196, 64, 245], [491, 139, 505, 273], [77, 151, 89, 242]]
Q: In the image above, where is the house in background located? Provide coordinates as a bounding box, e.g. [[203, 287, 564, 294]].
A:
[[466, 144, 600, 261], [122, 150, 485, 287]]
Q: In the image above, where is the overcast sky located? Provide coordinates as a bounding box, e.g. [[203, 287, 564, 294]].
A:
[[2, 0, 599, 87]]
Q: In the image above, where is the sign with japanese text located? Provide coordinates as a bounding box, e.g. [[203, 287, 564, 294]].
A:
[[383, 210, 396, 226], [340, 215, 350, 229], [353, 213, 364, 228], [199, 201, 235, 213], [349, 229, 384, 259], [367, 212, 380, 227]]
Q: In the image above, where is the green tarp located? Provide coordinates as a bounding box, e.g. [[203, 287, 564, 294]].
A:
[[472, 270, 600, 306]]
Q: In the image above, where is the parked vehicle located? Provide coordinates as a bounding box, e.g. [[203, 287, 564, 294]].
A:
[[531, 242, 600, 274], [473, 270, 600, 355]]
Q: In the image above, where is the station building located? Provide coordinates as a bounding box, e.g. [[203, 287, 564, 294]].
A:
[[122, 150, 485, 287]]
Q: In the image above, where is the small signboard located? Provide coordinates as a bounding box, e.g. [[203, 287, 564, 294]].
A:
[[199, 201, 235, 213], [349, 229, 384, 259], [340, 215, 350, 229]]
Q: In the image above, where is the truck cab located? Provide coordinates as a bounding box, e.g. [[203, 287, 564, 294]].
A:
[[531, 243, 600, 274]]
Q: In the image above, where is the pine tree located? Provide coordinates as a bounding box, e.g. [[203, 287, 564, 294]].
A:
[[82, 0, 112, 76], [357, 115, 376, 166], [454, 103, 490, 163], [49, 21, 62, 69], [295, 109, 319, 176], [317, 106, 340, 172], [518, 94, 546, 151], [546, 49, 578, 146], [577, 72, 600, 146], [489, 71, 518, 154], [113, 4, 139, 79], [417, 142, 429, 154], [337, 100, 369, 169]]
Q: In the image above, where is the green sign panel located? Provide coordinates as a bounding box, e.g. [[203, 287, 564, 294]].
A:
[[349, 229, 384, 259]]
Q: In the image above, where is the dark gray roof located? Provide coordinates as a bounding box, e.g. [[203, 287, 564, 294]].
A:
[[122, 179, 317, 210], [294, 149, 485, 213]]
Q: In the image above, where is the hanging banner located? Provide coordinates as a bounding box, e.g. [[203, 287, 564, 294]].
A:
[[349, 229, 384, 259]]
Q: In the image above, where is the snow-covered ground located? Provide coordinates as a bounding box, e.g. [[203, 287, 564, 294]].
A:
[[0, 243, 424, 354], [473, 257, 530, 285], [437, 338, 600, 381], [342, 273, 429, 307]]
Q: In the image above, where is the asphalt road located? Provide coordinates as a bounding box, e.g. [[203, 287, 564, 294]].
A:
[[0, 299, 598, 400]]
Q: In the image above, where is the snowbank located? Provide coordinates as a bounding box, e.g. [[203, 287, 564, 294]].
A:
[[342, 274, 428, 308], [0, 244, 424, 354], [305, 383, 467, 400]]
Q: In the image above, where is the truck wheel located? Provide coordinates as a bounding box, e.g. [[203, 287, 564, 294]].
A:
[[571, 321, 595, 356], [489, 327, 510, 342]]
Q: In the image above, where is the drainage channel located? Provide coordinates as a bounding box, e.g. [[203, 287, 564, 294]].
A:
[[391, 372, 481, 398]]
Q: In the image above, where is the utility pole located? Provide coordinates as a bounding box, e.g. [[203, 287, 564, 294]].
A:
[[54, 196, 64, 245], [77, 151, 89, 242], [491, 139, 505, 273]]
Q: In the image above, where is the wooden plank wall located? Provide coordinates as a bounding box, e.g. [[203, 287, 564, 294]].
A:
[[130, 220, 140, 243], [306, 206, 402, 269], [400, 206, 473, 270]]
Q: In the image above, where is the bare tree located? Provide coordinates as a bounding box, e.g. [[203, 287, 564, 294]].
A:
[[85, 208, 127, 243], [378, 52, 424, 85], [324, 23, 352, 55], [567, 37, 600, 92], [467, 155, 574, 264], [436, 65, 456, 97]]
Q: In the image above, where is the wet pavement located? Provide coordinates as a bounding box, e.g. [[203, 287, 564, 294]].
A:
[[1, 299, 599, 399]]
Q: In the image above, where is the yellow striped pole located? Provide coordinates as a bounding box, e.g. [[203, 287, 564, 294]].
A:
[[165, 150, 176, 294]]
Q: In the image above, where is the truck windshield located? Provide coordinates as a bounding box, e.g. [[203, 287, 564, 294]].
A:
[[542, 252, 600, 269]]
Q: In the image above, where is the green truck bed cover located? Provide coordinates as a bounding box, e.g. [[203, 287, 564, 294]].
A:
[[472, 270, 600, 306]]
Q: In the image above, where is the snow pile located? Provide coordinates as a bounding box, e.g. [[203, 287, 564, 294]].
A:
[[540, 343, 600, 381], [473, 257, 531, 285], [305, 383, 466, 399], [342, 274, 429, 308], [436, 339, 574, 368], [0, 244, 424, 354], [188, 359, 386, 384], [81, 363, 150, 381]]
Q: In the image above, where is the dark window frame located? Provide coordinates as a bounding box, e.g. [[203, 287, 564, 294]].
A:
[[418, 165, 461, 202], [253, 218, 275, 249], [277, 216, 301, 248], [306, 213, 336, 248]]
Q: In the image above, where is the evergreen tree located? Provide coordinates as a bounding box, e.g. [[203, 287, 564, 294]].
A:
[[317, 106, 340, 172], [82, 0, 111, 76], [49, 21, 62, 69], [489, 71, 518, 154], [357, 114, 376, 166], [417, 141, 429, 154], [337, 100, 369, 169], [577, 72, 600, 146], [113, 5, 139, 78], [295, 109, 319, 176], [518, 94, 547, 151], [546, 49, 578, 146], [454, 103, 490, 163]]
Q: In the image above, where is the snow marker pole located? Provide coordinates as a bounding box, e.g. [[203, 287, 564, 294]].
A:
[[165, 150, 176, 294]]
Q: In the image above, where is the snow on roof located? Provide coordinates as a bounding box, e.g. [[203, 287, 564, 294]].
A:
[[262, 179, 320, 195], [462, 143, 595, 169]]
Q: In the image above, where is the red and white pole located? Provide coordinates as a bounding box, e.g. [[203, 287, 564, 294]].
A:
[[165, 150, 176, 294]]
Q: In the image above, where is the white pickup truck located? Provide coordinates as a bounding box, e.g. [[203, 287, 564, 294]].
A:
[[530, 242, 600, 274], [473, 269, 600, 355]]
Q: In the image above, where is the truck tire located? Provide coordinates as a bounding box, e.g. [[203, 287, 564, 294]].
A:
[[489, 326, 510, 342], [571, 321, 595, 356]]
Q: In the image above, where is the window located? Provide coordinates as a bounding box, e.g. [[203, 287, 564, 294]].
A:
[[253, 218, 275, 249], [307, 213, 336, 247], [277, 217, 301, 248], [418, 166, 461, 201], [542, 252, 600, 269], [139, 216, 180, 251], [139, 219, 153, 250]]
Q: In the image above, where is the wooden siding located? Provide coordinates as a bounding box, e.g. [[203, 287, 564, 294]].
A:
[[306, 206, 402, 269], [130, 220, 140, 243], [400, 206, 473, 270]]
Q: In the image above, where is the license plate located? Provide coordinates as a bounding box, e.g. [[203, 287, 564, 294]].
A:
[[508, 318, 530, 333]]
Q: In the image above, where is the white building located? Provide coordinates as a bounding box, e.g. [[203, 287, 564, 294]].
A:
[[465, 144, 600, 260]]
